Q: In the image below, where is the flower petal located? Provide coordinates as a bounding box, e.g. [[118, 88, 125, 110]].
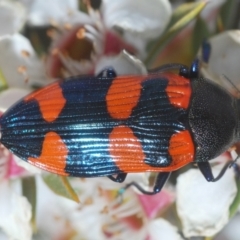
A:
[[95, 51, 147, 76], [26, 0, 79, 26], [0, 33, 47, 88], [199, 30, 240, 96], [103, 31, 136, 56], [102, 0, 171, 39], [47, 21, 104, 77], [0, 0, 26, 36], [36, 176, 78, 239], [0, 180, 32, 240], [138, 190, 174, 219], [0, 145, 27, 179], [0, 147, 9, 180], [200, 0, 227, 31], [147, 219, 184, 240], [14, 156, 42, 175], [216, 213, 240, 240], [176, 165, 237, 237], [7, 154, 26, 178], [0, 88, 31, 112]]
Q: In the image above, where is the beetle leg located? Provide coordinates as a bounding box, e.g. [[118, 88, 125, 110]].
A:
[[122, 172, 171, 195], [108, 173, 127, 183], [198, 160, 239, 182], [198, 162, 215, 181]]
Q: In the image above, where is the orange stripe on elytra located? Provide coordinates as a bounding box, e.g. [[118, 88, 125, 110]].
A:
[[109, 126, 194, 173], [25, 82, 66, 122], [168, 130, 194, 168], [165, 73, 192, 109], [28, 131, 69, 176], [106, 76, 145, 120], [109, 125, 146, 172]]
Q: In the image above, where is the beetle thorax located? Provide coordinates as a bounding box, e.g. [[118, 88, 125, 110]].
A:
[[188, 78, 238, 162]]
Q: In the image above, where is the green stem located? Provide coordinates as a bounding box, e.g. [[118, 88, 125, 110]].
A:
[[22, 176, 37, 232]]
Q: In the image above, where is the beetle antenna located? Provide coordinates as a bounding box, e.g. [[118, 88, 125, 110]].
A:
[[222, 74, 240, 97], [148, 63, 188, 74]]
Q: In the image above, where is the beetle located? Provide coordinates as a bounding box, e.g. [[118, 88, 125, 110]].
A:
[[0, 60, 238, 195]]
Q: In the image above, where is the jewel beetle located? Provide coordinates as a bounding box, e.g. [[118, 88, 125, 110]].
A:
[[0, 60, 238, 195]]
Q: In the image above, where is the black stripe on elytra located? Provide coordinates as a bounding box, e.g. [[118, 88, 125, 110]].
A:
[[128, 77, 188, 167], [59, 76, 121, 177], [0, 100, 46, 161]]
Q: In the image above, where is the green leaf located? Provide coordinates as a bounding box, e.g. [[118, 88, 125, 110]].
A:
[[78, 0, 88, 13], [42, 174, 80, 203], [168, 2, 201, 28], [192, 16, 211, 57], [205, 237, 214, 240], [22, 177, 37, 232], [220, 0, 239, 30], [229, 179, 240, 218], [145, 2, 207, 68], [0, 69, 8, 92]]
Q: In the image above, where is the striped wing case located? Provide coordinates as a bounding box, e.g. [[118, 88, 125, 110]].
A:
[[0, 73, 194, 177]]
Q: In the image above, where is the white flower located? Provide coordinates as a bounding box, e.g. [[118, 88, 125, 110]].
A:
[[199, 30, 240, 96], [0, 33, 47, 89], [102, 0, 171, 37], [0, 88, 43, 179], [0, 180, 32, 240], [102, 0, 172, 55], [0, 88, 31, 112], [216, 213, 240, 240], [46, 0, 171, 77], [176, 161, 237, 237], [0, 0, 26, 36], [147, 218, 183, 240], [95, 50, 148, 76], [22, 0, 79, 26], [46, 9, 136, 77], [35, 176, 80, 239]]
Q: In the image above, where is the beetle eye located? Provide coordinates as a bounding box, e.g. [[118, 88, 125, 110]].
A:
[[179, 66, 189, 78], [106, 68, 117, 78], [97, 67, 117, 78]]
